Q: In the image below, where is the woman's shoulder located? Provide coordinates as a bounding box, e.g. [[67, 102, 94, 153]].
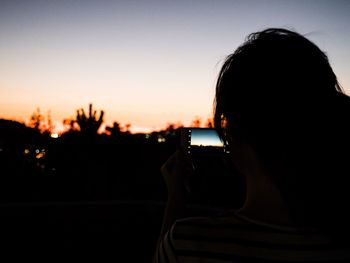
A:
[[172, 210, 300, 232], [167, 211, 350, 262], [171, 210, 335, 238], [169, 210, 345, 251], [173, 211, 248, 230]]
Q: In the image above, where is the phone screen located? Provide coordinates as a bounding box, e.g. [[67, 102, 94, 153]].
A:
[[190, 129, 224, 147]]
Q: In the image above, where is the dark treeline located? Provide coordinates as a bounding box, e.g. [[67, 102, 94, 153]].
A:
[[0, 104, 226, 204], [0, 110, 179, 259], [0, 119, 178, 203], [0, 105, 243, 259]]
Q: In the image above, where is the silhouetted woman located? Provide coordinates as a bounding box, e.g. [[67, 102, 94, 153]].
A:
[[155, 28, 350, 262]]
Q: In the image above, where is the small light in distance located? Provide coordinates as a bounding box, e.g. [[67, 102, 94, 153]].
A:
[[157, 137, 166, 143], [36, 152, 45, 159], [50, 133, 59, 138]]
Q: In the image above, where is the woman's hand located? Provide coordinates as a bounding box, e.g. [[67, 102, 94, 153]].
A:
[[157, 150, 195, 240], [161, 150, 194, 197]]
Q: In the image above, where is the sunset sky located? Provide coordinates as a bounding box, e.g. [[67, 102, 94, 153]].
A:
[[1, 0, 350, 132]]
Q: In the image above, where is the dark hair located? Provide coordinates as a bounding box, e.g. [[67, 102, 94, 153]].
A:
[[214, 28, 350, 236]]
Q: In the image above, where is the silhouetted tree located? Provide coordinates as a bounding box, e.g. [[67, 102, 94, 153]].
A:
[[46, 110, 54, 133], [0, 119, 42, 146], [191, 116, 202, 128], [30, 108, 44, 131], [205, 118, 213, 128], [76, 103, 104, 135], [164, 122, 183, 135], [165, 123, 175, 134], [106, 122, 122, 137], [124, 124, 131, 134]]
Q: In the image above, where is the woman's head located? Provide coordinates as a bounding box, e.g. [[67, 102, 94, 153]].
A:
[[214, 28, 350, 234], [215, 28, 343, 142]]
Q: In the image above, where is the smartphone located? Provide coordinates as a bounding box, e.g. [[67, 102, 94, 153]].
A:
[[179, 128, 242, 207], [180, 128, 229, 156]]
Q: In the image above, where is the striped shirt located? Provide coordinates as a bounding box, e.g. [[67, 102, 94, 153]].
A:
[[155, 212, 350, 263]]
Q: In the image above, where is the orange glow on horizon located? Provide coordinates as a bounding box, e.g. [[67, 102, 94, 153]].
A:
[[0, 101, 213, 134], [0, 116, 212, 135]]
